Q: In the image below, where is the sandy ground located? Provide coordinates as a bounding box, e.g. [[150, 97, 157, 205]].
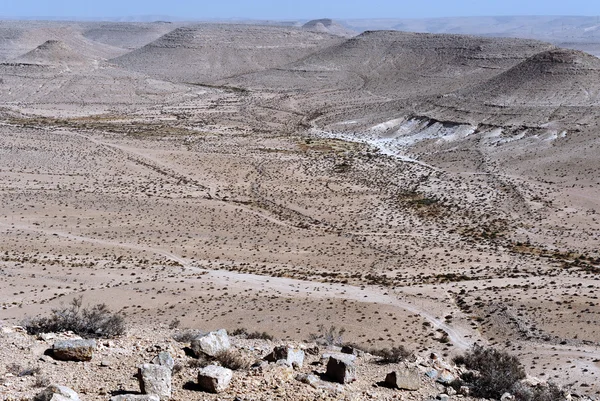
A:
[[1, 21, 600, 400]]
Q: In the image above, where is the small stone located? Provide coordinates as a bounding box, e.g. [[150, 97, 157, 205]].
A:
[[34, 385, 80, 401], [110, 396, 160, 401], [138, 363, 172, 399], [265, 346, 305, 368], [52, 339, 96, 362], [326, 355, 356, 384], [151, 351, 174, 370], [446, 386, 457, 396], [197, 365, 233, 393], [100, 360, 111, 367], [384, 366, 421, 391], [341, 345, 361, 356], [190, 329, 230, 357], [437, 394, 450, 401], [295, 373, 319, 388], [501, 393, 514, 401]]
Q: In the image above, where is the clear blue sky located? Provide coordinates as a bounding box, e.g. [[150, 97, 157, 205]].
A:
[[2, 0, 599, 19]]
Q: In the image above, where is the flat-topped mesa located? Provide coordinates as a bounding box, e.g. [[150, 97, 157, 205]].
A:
[[112, 24, 345, 83]]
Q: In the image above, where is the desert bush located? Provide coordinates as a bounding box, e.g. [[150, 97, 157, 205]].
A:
[[23, 296, 125, 338], [453, 345, 526, 399], [214, 349, 252, 370], [308, 324, 346, 346], [6, 363, 40, 377], [33, 376, 51, 388], [232, 327, 274, 340], [369, 345, 413, 363], [512, 381, 566, 401], [172, 329, 204, 343]]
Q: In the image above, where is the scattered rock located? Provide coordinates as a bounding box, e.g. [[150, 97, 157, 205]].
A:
[[326, 354, 356, 384], [34, 385, 80, 401], [138, 363, 172, 399], [501, 393, 515, 401], [295, 373, 319, 388], [197, 365, 233, 393], [265, 345, 305, 368], [110, 396, 160, 401], [340, 345, 361, 356], [385, 366, 421, 390], [52, 339, 96, 362], [190, 329, 230, 357], [321, 352, 356, 365], [151, 351, 174, 370], [437, 394, 450, 401]]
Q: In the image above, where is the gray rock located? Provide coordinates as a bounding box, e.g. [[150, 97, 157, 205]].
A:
[[326, 354, 356, 384], [190, 329, 230, 357], [151, 351, 174, 370], [340, 345, 361, 356], [34, 385, 80, 401], [295, 373, 319, 388], [110, 396, 160, 401], [385, 366, 421, 390], [437, 394, 450, 401], [501, 393, 515, 401], [197, 365, 233, 393], [265, 346, 305, 368], [436, 369, 456, 384], [52, 339, 96, 362], [138, 363, 172, 399]]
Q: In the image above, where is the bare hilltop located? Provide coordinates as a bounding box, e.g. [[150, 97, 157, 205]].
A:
[[0, 17, 599, 401]]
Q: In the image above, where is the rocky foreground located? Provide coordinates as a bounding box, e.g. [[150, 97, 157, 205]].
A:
[[0, 324, 586, 401]]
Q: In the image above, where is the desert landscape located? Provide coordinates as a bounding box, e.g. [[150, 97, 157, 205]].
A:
[[0, 15, 599, 401]]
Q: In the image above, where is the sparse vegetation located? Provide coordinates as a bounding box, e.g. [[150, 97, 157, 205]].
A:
[[308, 324, 346, 346], [369, 345, 413, 363], [452, 345, 526, 399], [172, 329, 205, 343], [23, 296, 125, 338], [214, 349, 252, 370], [231, 327, 274, 340]]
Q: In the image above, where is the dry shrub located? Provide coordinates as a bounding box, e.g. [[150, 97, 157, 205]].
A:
[[214, 349, 252, 370], [23, 296, 125, 338], [369, 345, 413, 363], [453, 345, 526, 399], [308, 324, 345, 346]]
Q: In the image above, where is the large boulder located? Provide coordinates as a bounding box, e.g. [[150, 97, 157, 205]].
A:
[[190, 329, 230, 357], [265, 346, 305, 368], [52, 339, 96, 362], [326, 354, 356, 384], [138, 363, 172, 399], [197, 365, 233, 393], [34, 385, 80, 401], [151, 351, 174, 370], [110, 396, 160, 401], [385, 366, 421, 390]]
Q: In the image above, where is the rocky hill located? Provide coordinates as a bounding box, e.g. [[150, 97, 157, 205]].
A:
[[112, 24, 345, 83]]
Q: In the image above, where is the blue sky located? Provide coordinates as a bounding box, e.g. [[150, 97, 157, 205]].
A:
[[2, 0, 600, 19]]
